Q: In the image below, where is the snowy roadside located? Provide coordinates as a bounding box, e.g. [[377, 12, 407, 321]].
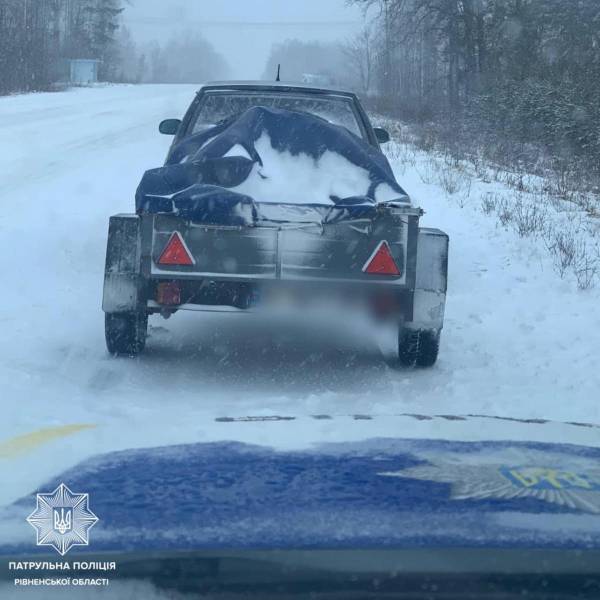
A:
[[378, 115, 600, 421], [376, 117, 600, 290]]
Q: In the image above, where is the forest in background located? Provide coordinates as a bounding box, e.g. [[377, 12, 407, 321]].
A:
[[347, 0, 600, 188], [0, 0, 229, 94]]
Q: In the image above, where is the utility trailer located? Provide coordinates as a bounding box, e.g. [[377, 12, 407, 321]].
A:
[[102, 82, 448, 366]]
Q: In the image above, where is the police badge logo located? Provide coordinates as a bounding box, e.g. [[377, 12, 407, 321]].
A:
[[378, 448, 600, 514], [26, 483, 98, 556]]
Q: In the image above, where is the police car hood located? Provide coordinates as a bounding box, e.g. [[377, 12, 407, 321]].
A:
[[1, 431, 600, 556]]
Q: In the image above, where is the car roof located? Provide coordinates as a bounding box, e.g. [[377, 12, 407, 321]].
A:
[[199, 80, 358, 98]]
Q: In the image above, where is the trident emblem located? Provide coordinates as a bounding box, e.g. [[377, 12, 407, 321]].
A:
[[27, 484, 98, 555], [53, 508, 72, 534]]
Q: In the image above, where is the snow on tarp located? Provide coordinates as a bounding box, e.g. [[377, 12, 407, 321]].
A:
[[136, 106, 409, 225]]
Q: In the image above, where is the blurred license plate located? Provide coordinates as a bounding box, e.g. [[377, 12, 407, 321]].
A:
[[251, 287, 297, 308]]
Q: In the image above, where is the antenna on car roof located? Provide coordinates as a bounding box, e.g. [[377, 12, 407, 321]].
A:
[[276, 64, 281, 82]]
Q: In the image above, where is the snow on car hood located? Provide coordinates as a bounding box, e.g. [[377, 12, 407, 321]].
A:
[[136, 106, 409, 225], [1, 435, 600, 556]]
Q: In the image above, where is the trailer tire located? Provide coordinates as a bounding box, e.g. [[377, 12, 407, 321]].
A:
[[415, 329, 440, 367], [105, 312, 148, 356], [397, 329, 419, 367], [397, 328, 440, 368]]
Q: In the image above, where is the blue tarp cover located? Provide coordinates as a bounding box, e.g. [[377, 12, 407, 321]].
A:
[[136, 107, 408, 225], [2, 438, 600, 556]]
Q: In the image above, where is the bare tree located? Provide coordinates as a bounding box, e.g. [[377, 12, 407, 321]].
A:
[[342, 25, 375, 94]]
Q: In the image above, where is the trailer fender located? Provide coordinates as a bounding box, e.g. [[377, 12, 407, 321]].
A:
[[410, 228, 449, 330], [102, 214, 143, 313]]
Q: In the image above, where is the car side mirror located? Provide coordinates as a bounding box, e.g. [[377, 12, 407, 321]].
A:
[[159, 119, 182, 135], [374, 127, 390, 144]]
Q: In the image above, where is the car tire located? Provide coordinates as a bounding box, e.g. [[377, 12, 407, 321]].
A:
[[397, 328, 440, 368], [105, 312, 148, 356]]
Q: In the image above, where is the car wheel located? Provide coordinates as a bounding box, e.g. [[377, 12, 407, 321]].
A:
[[105, 312, 148, 356]]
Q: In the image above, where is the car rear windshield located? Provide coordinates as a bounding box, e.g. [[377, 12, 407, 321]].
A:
[[190, 91, 365, 138]]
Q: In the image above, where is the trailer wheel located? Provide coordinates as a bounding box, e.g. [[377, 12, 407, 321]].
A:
[[397, 329, 420, 367], [397, 329, 440, 367], [105, 312, 148, 356], [415, 330, 440, 367]]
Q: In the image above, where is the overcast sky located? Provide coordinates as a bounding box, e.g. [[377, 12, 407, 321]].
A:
[[122, 0, 367, 79]]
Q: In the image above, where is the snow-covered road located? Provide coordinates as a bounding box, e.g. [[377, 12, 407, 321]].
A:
[[1, 85, 599, 504]]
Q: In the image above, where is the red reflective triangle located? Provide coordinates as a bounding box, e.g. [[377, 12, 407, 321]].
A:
[[362, 241, 400, 275], [157, 232, 195, 266]]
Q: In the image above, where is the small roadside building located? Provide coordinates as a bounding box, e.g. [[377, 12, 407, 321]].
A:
[[69, 59, 101, 85]]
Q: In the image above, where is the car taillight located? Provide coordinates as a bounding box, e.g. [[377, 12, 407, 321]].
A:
[[157, 232, 195, 266], [362, 240, 400, 276]]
